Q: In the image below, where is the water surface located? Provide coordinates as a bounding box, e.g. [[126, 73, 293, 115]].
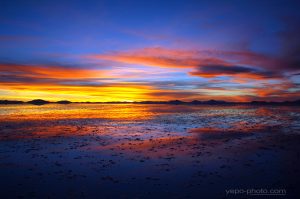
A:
[[0, 104, 299, 198]]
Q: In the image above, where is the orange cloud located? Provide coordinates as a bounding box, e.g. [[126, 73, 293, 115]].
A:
[[88, 47, 284, 81], [0, 63, 109, 79], [0, 48, 298, 102], [252, 82, 295, 98], [88, 47, 227, 68]]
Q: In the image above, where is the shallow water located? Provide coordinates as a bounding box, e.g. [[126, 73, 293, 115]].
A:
[[0, 104, 299, 198]]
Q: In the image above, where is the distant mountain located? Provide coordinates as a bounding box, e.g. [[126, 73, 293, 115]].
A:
[[250, 100, 300, 106], [28, 99, 50, 105], [168, 100, 185, 105], [201, 100, 227, 105], [56, 100, 71, 104], [0, 99, 299, 106], [0, 100, 24, 104], [166, 99, 228, 105]]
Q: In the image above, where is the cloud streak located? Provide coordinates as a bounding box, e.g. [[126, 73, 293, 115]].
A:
[[88, 47, 287, 80], [0, 63, 110, 79], [189, 64, 281, 79]]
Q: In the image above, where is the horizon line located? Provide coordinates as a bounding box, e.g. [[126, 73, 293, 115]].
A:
[[1, 99, 300, 104]]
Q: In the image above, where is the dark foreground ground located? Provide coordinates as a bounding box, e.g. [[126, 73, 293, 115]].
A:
[[0, 104, 299, 198]]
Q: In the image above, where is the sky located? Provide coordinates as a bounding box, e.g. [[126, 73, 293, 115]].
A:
[[0, 0, 300, 102]]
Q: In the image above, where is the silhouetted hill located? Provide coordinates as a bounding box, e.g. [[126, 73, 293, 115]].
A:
[[28, 99, 50, 105], [191, 100, 202, 105], [166, 99, 228, 105], [250, 100, 300, 106], [1, 99, 299, 106], [202, 100, 227, 105], [136, 101, 167, 104], [168, 100, 185, 105], [0, 100, 24, 104], [56, 100, 71, 104]]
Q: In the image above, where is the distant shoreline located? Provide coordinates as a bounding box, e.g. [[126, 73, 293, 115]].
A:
[[0, 99, 299, 106]]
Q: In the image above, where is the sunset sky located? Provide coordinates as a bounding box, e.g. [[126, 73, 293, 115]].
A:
[[0, 0, 299, 102]]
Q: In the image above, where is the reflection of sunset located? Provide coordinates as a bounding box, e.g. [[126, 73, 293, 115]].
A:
[[0, 104, 158, 121], [2, 104, 299, 140], [1, 102, 300, 198]]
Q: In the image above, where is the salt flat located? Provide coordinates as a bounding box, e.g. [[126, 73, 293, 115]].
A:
[[0, 104, 299, 198]]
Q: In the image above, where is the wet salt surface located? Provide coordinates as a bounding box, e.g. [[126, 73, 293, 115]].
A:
[[0, 104, 300, 198]]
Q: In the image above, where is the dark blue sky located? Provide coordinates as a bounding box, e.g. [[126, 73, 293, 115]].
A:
[[0, 0, 299, 101]]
